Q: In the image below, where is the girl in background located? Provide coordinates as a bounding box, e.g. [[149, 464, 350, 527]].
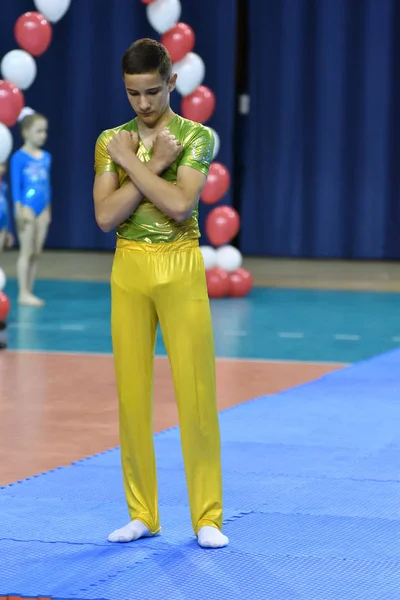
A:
[[11, 113, 52, 306], [0, 162, 14, 252]]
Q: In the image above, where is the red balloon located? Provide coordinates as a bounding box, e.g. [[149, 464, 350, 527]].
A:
[[0, 292, 10, 321], [206, 267, 229, 299], [181, 86, 216, 124], [14, 11, 52, 57], [141, 0, 155, 3], [206, 205, 240, 247], [8, 82, 24, 114], [161, 23, 195, 62], [228, 268, 253, 298], [0, 80, 22, 127], [201, 162, 231, 204]]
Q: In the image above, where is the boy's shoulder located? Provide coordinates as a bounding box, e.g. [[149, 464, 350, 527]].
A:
[[173, 115, 213, 140]]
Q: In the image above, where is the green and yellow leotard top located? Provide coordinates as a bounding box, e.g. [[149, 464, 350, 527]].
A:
[[94, 114, 214, 243]]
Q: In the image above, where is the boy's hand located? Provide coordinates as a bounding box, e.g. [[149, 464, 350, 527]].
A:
[[152, 128, 183, 171]]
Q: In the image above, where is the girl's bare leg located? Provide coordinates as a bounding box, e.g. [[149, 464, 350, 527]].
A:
[[27, 208, 50, 299], [17, 207, 49, 307]]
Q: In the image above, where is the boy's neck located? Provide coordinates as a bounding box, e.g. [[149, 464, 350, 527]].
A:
[[138, 108, 175, 136]]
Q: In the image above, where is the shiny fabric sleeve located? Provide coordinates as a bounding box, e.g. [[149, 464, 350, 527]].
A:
[[10, 151, 24, 205], [94, 130, 117, 177], [178, 125, 215, 177]]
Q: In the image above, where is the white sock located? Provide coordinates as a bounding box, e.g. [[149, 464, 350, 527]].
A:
[[197, 526, 229, 549], [107, 519, 159, 543]]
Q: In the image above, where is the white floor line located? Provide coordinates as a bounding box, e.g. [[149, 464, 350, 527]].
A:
[[8, 322, 86, 332], [278, 332, 305, 339]]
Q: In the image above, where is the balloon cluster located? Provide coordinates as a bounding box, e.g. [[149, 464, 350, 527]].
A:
[[143, 0, 253, 299], [0, 0, 71, 163]]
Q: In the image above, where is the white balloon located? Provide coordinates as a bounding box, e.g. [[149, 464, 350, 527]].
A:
[[0, 269, 6, 292], [208, 128, 220, 159], [216, 245, 243, 273], [18, 106, 36, 122], [200, 246, 217, 271], [1, 50, 37, 91], [0, 124, 13, 163], [174, 52, 205, 97], [147, 0, 181, 34], [33, 0, 71, 23]]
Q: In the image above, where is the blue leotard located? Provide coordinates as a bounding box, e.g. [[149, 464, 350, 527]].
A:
[[0, 180, 10, 231], [10, 149, 52, 216]]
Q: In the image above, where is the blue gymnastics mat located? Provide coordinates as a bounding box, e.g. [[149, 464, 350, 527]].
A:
[[1, 349, 400, 599]]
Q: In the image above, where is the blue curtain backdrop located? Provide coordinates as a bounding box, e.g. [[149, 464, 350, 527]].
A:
[[240, 0, 400, 259], [0, 0, 237, 250]]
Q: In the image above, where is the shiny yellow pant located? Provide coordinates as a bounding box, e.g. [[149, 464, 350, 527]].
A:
[[111, 238, 223, 534]]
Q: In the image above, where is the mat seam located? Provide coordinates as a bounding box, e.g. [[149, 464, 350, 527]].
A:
[[2, 471, 399, 495]]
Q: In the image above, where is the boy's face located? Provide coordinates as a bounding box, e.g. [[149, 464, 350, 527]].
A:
[[123, 70, 176, 128]]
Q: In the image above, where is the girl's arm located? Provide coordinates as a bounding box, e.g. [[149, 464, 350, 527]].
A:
[[47, 153, 52, 220], [10, 152, 24, 215], [2, 183, 14, 247]]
